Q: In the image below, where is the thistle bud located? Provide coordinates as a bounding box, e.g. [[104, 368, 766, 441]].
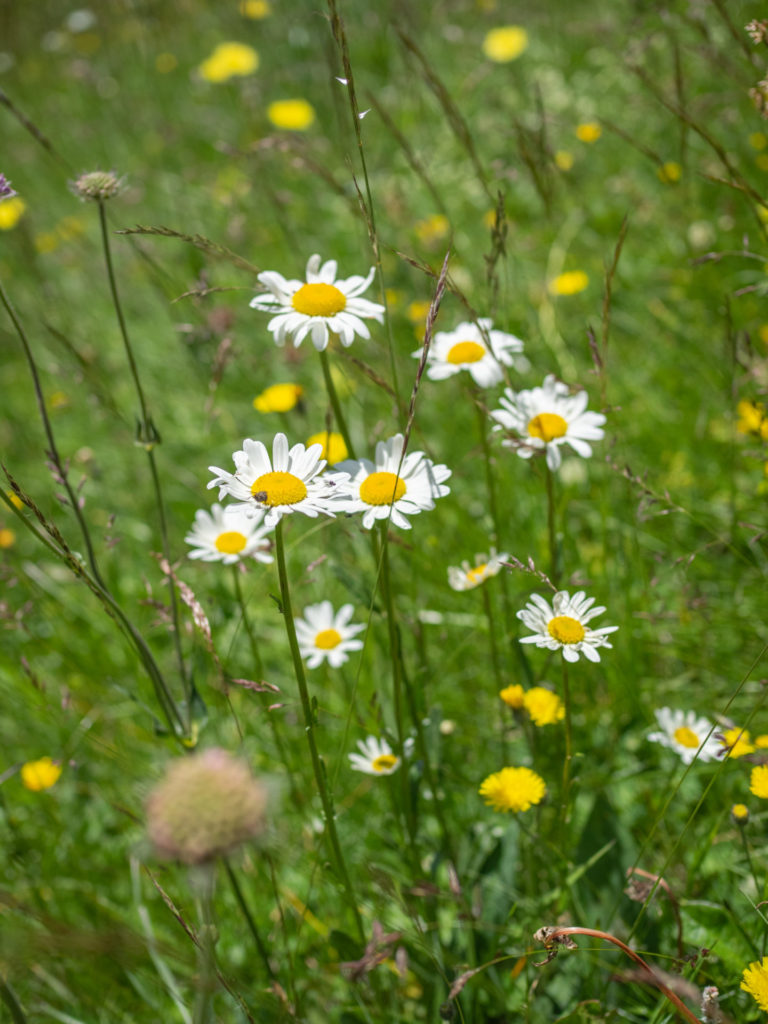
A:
[[146, 749, 268, 864], [70, 170, 125, 202]]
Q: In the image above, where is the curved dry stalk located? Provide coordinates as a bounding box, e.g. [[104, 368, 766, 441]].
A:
[[625, 866, 684, 960]]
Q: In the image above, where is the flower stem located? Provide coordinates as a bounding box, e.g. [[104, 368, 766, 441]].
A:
[[318, 347, 356, 460], [192, 864, 217, 1024], [481, 584, 507, 761], [544, 464, 559, 585], [223, 860, 275, 981], [560, 659, 573, 846], [273, 520, 364, 940]]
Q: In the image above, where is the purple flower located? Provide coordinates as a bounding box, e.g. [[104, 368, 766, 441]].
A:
[[0, 175, 17, 201]]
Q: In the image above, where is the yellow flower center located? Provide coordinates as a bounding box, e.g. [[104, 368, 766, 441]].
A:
[[528, 412, 568, 442], [547, 615, 585, 644], [251, 470, 308, 506], [446, 340, 486, 364], [214, 530, 248, 554], [291, 282, 347, 317], [372, 754, 398, 773], [673, 726, 700, 749], [359, 471, 407, 506], [314, 628, 342, 650], [467, 563, 488, 584]]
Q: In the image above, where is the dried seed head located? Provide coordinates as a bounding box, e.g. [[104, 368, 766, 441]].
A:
[[146, 748, 268, 864], [70, 169, 125, 202], [746, 20, 768, 45], [701, 985, 721, 1023]]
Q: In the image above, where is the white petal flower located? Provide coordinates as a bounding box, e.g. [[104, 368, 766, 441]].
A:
[[517, 590, 618, 663], [448, 548, 509, 591], [207, 432, 348, 527], [294, 600, 365, 669], [335, 433, 451, 530], [249, 253, 385, 352], [647, 708, 721, 764], [184, 503, 274, 565], [490, 374, 606, 471], [348, 735, 401, 776], [415, 319, 526, 388]]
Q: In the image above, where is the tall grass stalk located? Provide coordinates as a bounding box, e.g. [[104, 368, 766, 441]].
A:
[[319, 346, 356, 459]]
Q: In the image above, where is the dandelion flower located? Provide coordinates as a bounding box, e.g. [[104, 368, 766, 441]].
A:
[[185, 503, 273, 565], [479, 766, 546, 813], [349, 736, 402, 776], [253, 382, 303, 413], [336, 433, 451, 531], [267, 98, 316, 131], [742, 957, 768, 1012], [719, 726, 755, 759], [482, 26, 528, 62], [306, 431, 348, 464], [548, 270, 589, 296], [647, 708, 721, 764], [0, 527, 15, 549], [199, 42, 258, 83], [240, 0, 270, 18], [575, 122, 601, 143], [294, 601, 365, 668], [448, 548, 509, 591], [415, 319, 525, 388], [750, 764, 768, 798], [490, 374, 606, 471], [517, 590, 618, 663], [499, 684, 525, 709], [250, 253, 385, 352], [523, 686, 565, 727], [731, 803, 750, 824], [736, 399, 768, 439], [208, 432, 346, 527], [146, 748, 268, 864], [0, 196, 26, 230], [21, 757, 62, 791]]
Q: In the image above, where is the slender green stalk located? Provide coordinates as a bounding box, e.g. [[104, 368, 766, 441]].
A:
[[223, 860, 275, 981], [481, 585, 506, 761], [0, 977, 26, 1024], [273, 520, 364, 940], [318, 347, 356, 459], [738, 824, 762, 903], [231, 567, 301, 807], [559, 659, 573, 847], [192, 865, 217, 1024], [96, 199, 189, 714], [544, 464, 559, 585]]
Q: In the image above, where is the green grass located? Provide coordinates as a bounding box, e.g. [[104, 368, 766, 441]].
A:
[[2, 0, 768, 1021]]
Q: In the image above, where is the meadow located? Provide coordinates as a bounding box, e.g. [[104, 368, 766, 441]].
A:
[[2, 1, 768, 1021]]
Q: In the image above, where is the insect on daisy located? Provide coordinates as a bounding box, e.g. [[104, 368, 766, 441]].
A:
[[447, 548, 509, 591], [294, 601, 365, 669], [249, 253, 385, 351], [646, 708, 721, 764], [348, 735, 403, 776], [184, 503, 274, 565], [207, 432, 346, 527], [336, 433, 451, 530], [517, 590, 618, 663], [414, 319, 526, 388], [490, 374, 606, 471]]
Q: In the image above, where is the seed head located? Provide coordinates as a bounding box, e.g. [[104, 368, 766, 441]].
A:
[[70, 170, 125, 202], [146, 748, 268, 864], [746, 20, 768, 45]]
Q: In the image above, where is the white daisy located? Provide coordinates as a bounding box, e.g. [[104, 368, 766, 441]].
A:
[[490, 374, 606, 471], [447, 548, 509, 591], [207, 432, 346, 527], [348, 735, 402, 776], [184, 503, 274, 565], [415, 319, 526, 388], [249, 253, 385, 351], [647, 708, 721, 764], [335, 433, 451, 531], [517, 590, 618, 663], [294, 600, 365, 669]]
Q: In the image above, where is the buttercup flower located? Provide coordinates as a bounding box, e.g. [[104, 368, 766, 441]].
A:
[[0, 196, 26, 229], [21, 757, 62, 791], [208, 432, 346, 527], [491, 374, 606, 471], [199, 42, 259, 83], [523, 687, 565, 727], [718, 726, 755, 759], [146, 749, 268, 864], [647, 708, 721, 764], [448, 548, 509, 591], [253, 382, 303, 413], [479, 766, 546, 813], [499, 684, 525, 709], [575, 122, 601, 143], [267, 98, 316, 131], [250, 254, 385, 351], [742, 957, 768, 1012], [349, 735, 402, 776], [306, 431, 348, 465], [517, 590, 618, 663], [548, 270, 589, 296], [294, 601, 365, 668], [336, 433, 451, 530], [185, 503, 273, 565], [749, 764, 768, 798], [481, 26, 528, 62], [416, 319, 525, 388]]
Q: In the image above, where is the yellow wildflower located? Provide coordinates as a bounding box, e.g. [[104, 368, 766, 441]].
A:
[[482, 26, 528, 63], [736, 399, 768, 439], [554, 150, 574, 170], [0, 527, 15, 549], [306, 431, 348, 465], [657, 161, 682, 184], [731, 803, 750, 824], [199, 42, 259, 83], [253, 383, 303, 414], [414, 214, 450, 246], [523, 686, 565, 727], [742, 957, 768, 1011], [575, 122, 601, 143], [499, 684, 525, 709], [267, 99, 316, 131], [548, 270, 589, 296], [479, 766, 546, 813], [21, 757, 62, 792], [0, 197, 26, 230], [240, 0, 271, 17], [720, 727, 755, 759], [750, 764, 768, 798]]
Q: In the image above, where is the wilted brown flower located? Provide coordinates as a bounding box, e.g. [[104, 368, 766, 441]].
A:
[[146, 748, 268, 864]]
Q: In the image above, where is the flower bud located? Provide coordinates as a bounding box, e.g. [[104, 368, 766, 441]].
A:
[[70, 170, 125, 202]]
